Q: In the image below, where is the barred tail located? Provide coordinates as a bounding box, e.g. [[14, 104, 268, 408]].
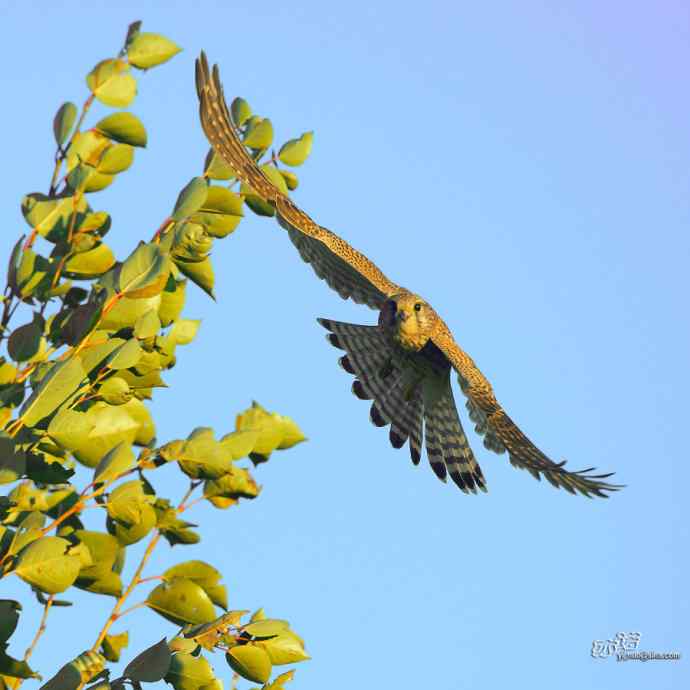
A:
[[318, 318, 423, 467], [424, 385, 487, 494]]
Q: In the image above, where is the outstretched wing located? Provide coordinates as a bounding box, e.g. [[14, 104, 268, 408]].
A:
[[431, 326, 622, 498], [195, 52, 401, 310]]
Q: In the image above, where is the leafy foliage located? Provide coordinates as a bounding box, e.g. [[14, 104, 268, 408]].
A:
[[1, 19, 314, 690]]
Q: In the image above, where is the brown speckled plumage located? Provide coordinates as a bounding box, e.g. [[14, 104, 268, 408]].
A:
[[196, 52, 622, 498]]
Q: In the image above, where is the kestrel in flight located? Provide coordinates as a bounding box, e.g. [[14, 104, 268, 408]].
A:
[[195, 53, 621, 498]]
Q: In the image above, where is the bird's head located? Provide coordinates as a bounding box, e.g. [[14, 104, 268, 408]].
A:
[[379, 292, 437, 351]]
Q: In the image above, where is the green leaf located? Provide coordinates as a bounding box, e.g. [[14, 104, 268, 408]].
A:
[[190, 187, 243, 239], [235, 402, 306, 460], [107, 339, 144, 370], [173, 178, 208, 222], [127, 33, 181, 69], [0, 431, 26, 482], [250, 608, 266, 623], [25, 452, 74, 485], [265, 670, 296, 690], [203, 149, 235, 181], [47, 408, 95, 453], [168, 319, 200, 346], [225, 644, 272, 684], [0, 600, 21, 643], [134, 309, 161, 340], [42, 651, 106, 690], [86, 59, 137, 107], [243, 620, 290, 638], [162, 561, 225, 606], [174, 257, 214, 299], [95, 112, 147, 147], [241, 191, 275, 217], [258, 630, 310, 665], [280, 170, 299, 191], [14, 536, 82, 594], [53, 102, 78, 147], [71, 403, 141, 468], [98, 144, 134, 175], [119, 243, 172, 299], [76, 570, 123, 597], [124, 638, 171, 682], [99, 376, 133, 405], [165, 652, 215, 690], [153, 499, 200, 547], [21, 192, 88, 243], [278, 131, 313, 167], [8, 315, 44, 363], [101, 631, 129, 663], [204, 467, 260, 508], [73, 530, 120, 578], [123, 398, 156, 445], [109, 505, 155, 546], [230, 97, 252, 127], [39, 663, 80, 690], [0, 647, 38, 680], [261, 165, 289, 195], [93, 441, 134, 484], [220, 430, 259, 460], [146, 577, 216, 626], [20, 356, 87, 427], [177, 436, 232, 480], [64, 243, 116, 279], [243, 118, 273, 150], [106, 479, 151, 525], [124, 20, 142, 50], [159, 279, 186, 327]]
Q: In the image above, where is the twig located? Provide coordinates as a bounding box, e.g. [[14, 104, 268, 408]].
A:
[[9, 595, 55, 690], [89, 480, 201, 653], [90, 529, 162, 653]]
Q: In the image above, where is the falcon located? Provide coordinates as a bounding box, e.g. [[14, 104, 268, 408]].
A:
[[195, 53, 621, 498]]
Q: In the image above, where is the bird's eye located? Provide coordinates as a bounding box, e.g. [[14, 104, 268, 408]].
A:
[[414, 302, 422, 312]]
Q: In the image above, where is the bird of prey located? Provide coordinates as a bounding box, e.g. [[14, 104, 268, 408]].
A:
[[195, 53, 621, 498]]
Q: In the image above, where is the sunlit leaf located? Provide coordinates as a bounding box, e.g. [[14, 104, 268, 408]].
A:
[[168, 319, 200, 346], [86, 59, 137, 107], [278, 131, 313, 167], [230, 97, 252, 127], [95, 112, 147, 147], [127, 33, 181, 69], [93, 441, 135, 484], [225, 644, 272, 684], [14, 536, 82, 594], [20, 357, 87, 427], [173, 178, 208, 222], [119, 243, 172, 299], [146, 577, 216, 626], [243, 118, 273, 150], [164, 652, 215, 690], [101, 631, 129, 663], [64, 243, 116, 279], [258, 629, 310, 665], [98, 144, 134, 175], [174, 257, 214, 299]]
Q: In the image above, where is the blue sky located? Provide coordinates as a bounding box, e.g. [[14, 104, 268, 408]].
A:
[[2, 2, 688, 689]]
